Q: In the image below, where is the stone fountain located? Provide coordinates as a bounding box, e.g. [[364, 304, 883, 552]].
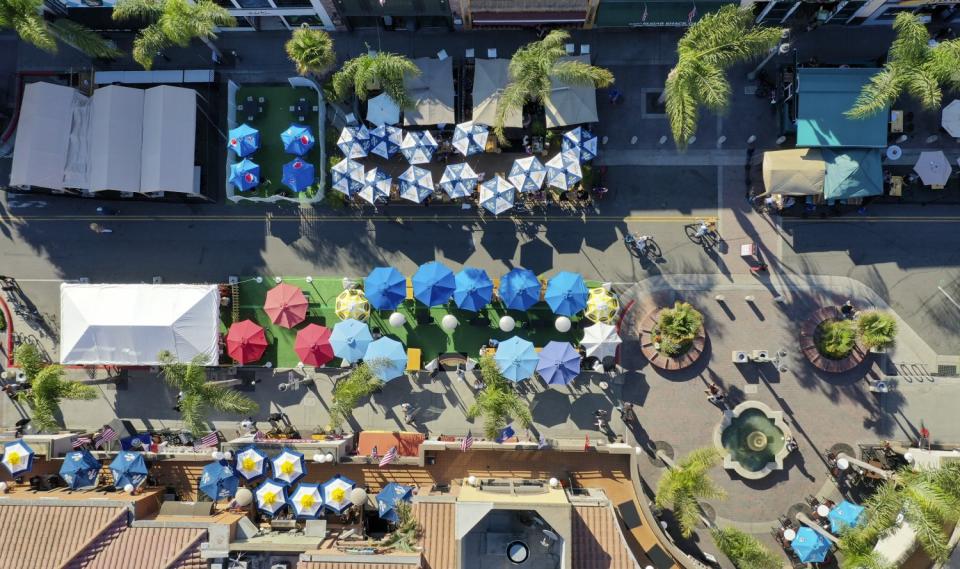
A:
[[713, 401, 792, 480]]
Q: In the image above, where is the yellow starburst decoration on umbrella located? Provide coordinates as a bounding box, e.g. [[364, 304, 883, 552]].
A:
[[331, 487, 346, 503], [335, 289, 371, 321], [300, 494, 316, 509], [262, 491, 276, 505], [6, 452, 20, 466], [241, 457, 257, 472], [585, 287, 620, 323], [280, 461, 295, 476]]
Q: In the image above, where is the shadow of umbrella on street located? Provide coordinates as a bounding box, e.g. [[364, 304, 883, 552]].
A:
[[519, 238, 554, 276], [545, 219, 586, 254], [530, 388, 573, 427], [569, 392, 613, 429], [480, 222, 520, 262]]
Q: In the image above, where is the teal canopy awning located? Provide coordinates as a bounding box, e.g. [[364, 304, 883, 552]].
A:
[[796, 68, 888, 149], [823, 149, 884, 200]]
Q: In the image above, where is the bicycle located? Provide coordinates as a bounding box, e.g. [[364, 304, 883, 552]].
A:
[[686, 218, 720, 248], [624, 233, 662, 259]]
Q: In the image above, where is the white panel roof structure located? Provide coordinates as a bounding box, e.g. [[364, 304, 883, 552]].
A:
[[472, 59, 521, 128], [544, 55, 599, 128], [60, 283, 220, 365], [10, 82, 81, 190], [140, 86, 197, 194], [89, 86, 144, 193], [403, 58, 455, 126]]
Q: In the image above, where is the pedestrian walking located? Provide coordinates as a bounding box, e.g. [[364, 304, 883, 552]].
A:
[[705, 383, 727, 408], [593, 409, 608, 432], [785, 436, 799, 453], [919, 426, 931, 449], [400, 403, 415, 424], [456, 364, 465, 383], [89, 223, 113, 234], [617, 402, 636, 424]]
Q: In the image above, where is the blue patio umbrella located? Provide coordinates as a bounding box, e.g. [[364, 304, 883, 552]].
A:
[[508, 156, 546, 193], [561, 127, 599, 163], [454, 267, 493, 312], [829, 501, 866, 533], [398, 165, 434, 203], [545, 150, 583, 191], [270, 449, 306, 486], [499, 268, 541, 311], [358, 167, 391, 205], [321, 475, 356, 514], [199, 460, 239, 501], [400, 131, 437, 164], [331, 158, 364, 196], [376, 482, 413, 523], [235, 446, 268, 481], [479, 175, 516, 216], [1, 441, 34, 477], [536, 341, 581, 385], [228, 123, 260, 157], [229, 159, 260, 191], [369, 124, 402, 159], [497, 425, 516, 443], [412, 261, 456, 306], [337, 125, 370, 159], [495, 337, 539, 382], [439, 163, 478, 199], [330, 319, 374, 364], [282, 158, 315, 193], [288, 483, 324, 518], [365, 267, 406, 310], [364, 337, 407, 381], [791, 527, 831, 563], [452, 121, 489, 156], [282, 124, 315, 155], [255, 479, 288, 516], [59, 449, 101, 489], [545, 272, 588, 316], [109, 451, 148, 489]]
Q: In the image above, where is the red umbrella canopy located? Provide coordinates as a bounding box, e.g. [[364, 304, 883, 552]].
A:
[[226, 320, 268, 364], [263, 283, 309, 328], [294, 324, 334, 366]]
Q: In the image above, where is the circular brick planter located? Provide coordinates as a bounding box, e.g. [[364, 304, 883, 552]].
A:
[[798, 306, 867, 373], [638, 308, 707, 371]]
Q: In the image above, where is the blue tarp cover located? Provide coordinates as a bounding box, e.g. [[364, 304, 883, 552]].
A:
[[797, 68, 888, 149], [823, 149, 884, 200]]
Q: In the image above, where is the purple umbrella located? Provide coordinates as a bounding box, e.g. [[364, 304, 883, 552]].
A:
[[536, 341, 581, 385]]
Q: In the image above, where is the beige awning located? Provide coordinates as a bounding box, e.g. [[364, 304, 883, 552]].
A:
[[403, 57, 455, 126], [472, 58, 521, 128], [761, 148, 826, 196], [544, 55, 599, 128]]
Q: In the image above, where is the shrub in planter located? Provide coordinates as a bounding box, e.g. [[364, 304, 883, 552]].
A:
[[857, 311, 897, 351], [817, 319, 856, 359], [655, 301, 703, 356]]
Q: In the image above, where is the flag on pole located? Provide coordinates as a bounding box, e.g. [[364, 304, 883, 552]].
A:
[[584, 434, 591, 451], [370, 445, 379, 460], [72, 436, 92, 449], [687, 3, 697, 24], [461, 431, 474, 452], [641, 2, 648, 22], [194, 432, 220, 450], [379, 446, 398, 468], [538, 435, 548, 449], [94, 427, 118, 449]]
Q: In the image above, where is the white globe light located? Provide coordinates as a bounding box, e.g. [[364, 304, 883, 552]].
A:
[[837, 458, 850, 471], [222, 451, 233, 461], [349, 487, 368, 507], [123, 483, 135, 494], [234, 487, 253, 507], [325, 453, 334, 463], [548, 477, 559, 488], [467, 475, 477, 486], [389, 312, 406, 327], [313, 453, 324, 463], [904, 452, 914, 463], [0, 482, 7, 492], [441, 314, 459, 331], [555, 316, 571, 332], [211, 451, 223, 461], [499, 316, 515, 332]]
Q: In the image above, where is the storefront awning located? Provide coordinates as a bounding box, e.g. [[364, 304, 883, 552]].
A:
[[796, 68, 888, 149], [762, 148, 825, 196], [822, 149, 884, 201]]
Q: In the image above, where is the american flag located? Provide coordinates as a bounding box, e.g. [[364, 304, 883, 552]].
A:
[[687, 4, 697, 24], [194, 432, 220, 450], [461, 431, 474, 452], [72, 436, 92, 449], [538, 435, 548, 450], [584, 433, 591, 451], [94, 427, 117, 449], [370, 445, 379, 460], [379, 446, 398, 468]]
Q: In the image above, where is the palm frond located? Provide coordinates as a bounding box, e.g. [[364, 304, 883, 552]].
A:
[[674, 493, 704, 538], [846, 68, 903, 119], [665, 67, 700, 148], [493, 81, 527, 145], [890, 12, 930, 65], [286, 25, 335, 76], [904, 501, 951, 561], [48, 19, 121, 58], [550, 60, 614, 88], [905, 67, 943, 110], [929, 40, 960, 89], [179, 393, 206, 436], [56, 380, 97, 400], [198, 383, 259, 415], [131, 24, 169, 70], [112, 0, 164, 22], [838, 527, 892, 569], [9, 8, 57, 53], [692, 63, 731, 115]]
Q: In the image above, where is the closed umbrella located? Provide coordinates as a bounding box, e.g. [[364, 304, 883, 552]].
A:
[[199, 460, 239, 501], [367, 93, 400, 126], [282, 124, 315, 155], [235, 446, 268, 481], [358, 167, 391, 205], [941, 99, 960, 138], [337, 125, 370, 159], [495, 336, 539, 382], [440, 163, 478, 199], [581, 322, 622, 361], [400, 131, 437, 164], [545, 151, 583, 191], [226, 320, 268, 364], [508, 156, 546, 193], [228, 124, 260, 157], [255, 479, 288, 516], [109, 451, 148, 489], [536, 341, 580, 385], [369, 124, 402, 158], [229, 159, 260, 192], [454, 267, 493, 312], [270, 449, 305, 486], [363, 337, 407, 381], [59, 449, 100, 489], [364, 267, 406, 310], [263, 283, 308, 328], [376, 482, 413, 522], [288, 483, 324, 518], [562, 127, 598, 163], [412, 261, 456, 306], [331, 158, 365, 196], [1, 441, 34, 477], [499, 268, 541, 311], [321, 475, 356, 514], [545, 272, 588, 316], [828, 501, 865, 533], [398, 165, 434, 203], [452, 121, 489, 156], [584, 287, 620, 323], [791, 527, 831, 563], [294, 324, 334, 366], [330, 319, 373, 363], [335, 289, 371, 321], [479, 175, 516, 216], [913, 150, 951, 186], [282, 158, 315, 193]]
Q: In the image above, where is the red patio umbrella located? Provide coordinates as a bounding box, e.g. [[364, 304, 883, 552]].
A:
[[226, 320, 268, 364], [294, 324, 334, 366], [263, 283, 309, 328]]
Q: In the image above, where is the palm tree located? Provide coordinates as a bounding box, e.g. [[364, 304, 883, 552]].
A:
[[19, 365, 96, 432], [381, 502, 421, 552], [494, 29, 614, 144], [285, 24, 335, 77], [329, 362, 383, 429], [654, 447, 726, 538], [158, 351, 258, 436], [331, 51, 420, 108], [14, 343, 45, 382], [466, 356, 532, 439], [113, 0, 235, 70], [837, 527, 892, 569], [1, 0, 120, 58], [665, 5, 783, 148], [847, 13, 960, 119], [857, 311, 898, 351], [712, 527, 782, 569]]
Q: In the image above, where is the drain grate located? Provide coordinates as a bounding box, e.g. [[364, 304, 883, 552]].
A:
[[937, 365, 957, 377]]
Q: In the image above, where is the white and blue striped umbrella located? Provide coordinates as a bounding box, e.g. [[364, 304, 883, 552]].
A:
[[288, 483, 324, 519], [561, 127, 598, 162], [479, 175, 516, 216], [255, 479, 288, 516], [369, 124, 402, 159], [337, 125, 370, 159], [322, 475, 356, 515], [398, 165, 434, 203], [331, 158, 365, 196], [545, 151, 583, 191], [270, 448, 306, 486], [1, 441, 34, 476], [508, 156, 546, 193], [439, 163, 478, 199], [358, 167, 392, 205], [452, 121, 489, 157], [400, 131, 437, 164], [235, 446, 268, 481]]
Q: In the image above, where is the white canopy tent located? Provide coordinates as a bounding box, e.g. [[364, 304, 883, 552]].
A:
[[403, 58, 455, 126], [544, 55, 599, 128], [89, 86, 144, 193], [141, 86, 197, 195], [10, 82, 81, 191], [472, 59, 521, 128], [60, 283, 220, 366]]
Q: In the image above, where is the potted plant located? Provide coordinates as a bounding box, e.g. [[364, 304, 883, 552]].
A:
[[857, 311, 897, 353], [816, 319, 856, 360], [653, 301, 703, 357]]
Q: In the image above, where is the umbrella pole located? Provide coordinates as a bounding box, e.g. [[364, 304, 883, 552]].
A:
[[795, 512, 840, 544]]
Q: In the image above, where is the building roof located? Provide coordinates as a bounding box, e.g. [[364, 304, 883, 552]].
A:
[[10, 82, 79, 191], [89, 85, 144, 193], [140, 85, 198, 195], [356, 431, 425, 457], [299, 563, 415, 569], [472, 59, 521, 128], [0, 504, 126, 569], [544, 55, 599, 128], [822, 149, 884, 200], [413, 502, 456, 569], [572, 505, 641, 569], [796, 67, 888, 149], [403, 58, 455, 126], [72, 526, 206, 569]]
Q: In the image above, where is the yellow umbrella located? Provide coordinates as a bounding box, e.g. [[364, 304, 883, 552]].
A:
[[335, 289, 371, 321], [584, 287, 619, 323]]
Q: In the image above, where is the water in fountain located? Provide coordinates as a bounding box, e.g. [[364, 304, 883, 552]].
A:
[[721, 408, 786, 472]]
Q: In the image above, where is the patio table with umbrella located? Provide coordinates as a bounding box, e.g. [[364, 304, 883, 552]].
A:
[[335, 289, 371, 321], [1, 441, 34, 477], [440, 163, 479, 199], [508, 156, 546, 193], [358, 167, 392, 205], [264, 283, 308, 329], [282, 124, 315, 155], [942, 99, 960, 138], [295, 324, 334, 367], [255, 479, 288, 516], [584, 287, 620, 323], [828, 500, 865, 533], [914, 150, 952, 186], [545, 272, 588, 316], [229, 159, 260, 192], [363, 337, 408, 381], [59, 449, 100, 489], [369, 124, 402, 158], [322, 475, 356, 515], [398, 165, 434, 203], [562, 127, 598, 163], [331, 158, 365, 196], [495, 336, 539, 382], [110, 450, 148, 489], [330, 319, 373, 363], [498, 268, 541, 311], [226, 320, 268, 365], [271, 449, 306, 486], [337, 125, 370, 159], [479, 175, 516, 216], [228, 124, 260, 157], [364, 267, 406, 311], [536, 341, 580, 385], [289, 483, 324, 518], [791, 527, 831, 563], [200, 460, 239, 501], [545, 150, 583, 191], [454, 267, 493, 312], [376, 482, 413, 522], [452, 121, 489, 156], [235, 446, 268, 481], [400, 131, 437, 164], [581, 322, 622, 361], [366, 93, 400, 126], [282, 158, 315, 193], [412, 261, 456, 306]]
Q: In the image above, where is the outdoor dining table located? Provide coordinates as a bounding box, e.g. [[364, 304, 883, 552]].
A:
[[816, 505, 830, 518], [783, 528, 797, 541]]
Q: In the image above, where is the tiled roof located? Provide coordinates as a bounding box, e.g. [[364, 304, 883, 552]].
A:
[[413, 502, 456, 569], [0, 504, 126, 569], [572, 505, 640, 569], [69, 526, 207, 569], [298, 563, 415, 569], [357, 431, 425, 458]]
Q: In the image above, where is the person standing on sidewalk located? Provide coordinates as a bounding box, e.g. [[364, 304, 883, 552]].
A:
[[400, 403, 415, 425]]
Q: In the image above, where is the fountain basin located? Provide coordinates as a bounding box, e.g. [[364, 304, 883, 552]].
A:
[[713, 401, 792, 480]]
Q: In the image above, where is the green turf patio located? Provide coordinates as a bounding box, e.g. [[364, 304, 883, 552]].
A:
[[224, 277, 605, 368]]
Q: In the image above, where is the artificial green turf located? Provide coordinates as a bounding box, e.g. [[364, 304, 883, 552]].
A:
[[226, 277, 601, 367], [234, 86, 321, 202]]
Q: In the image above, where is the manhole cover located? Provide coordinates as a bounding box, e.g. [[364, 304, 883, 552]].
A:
[[650, 441, 674, 466], [830, 443, 855, 458]]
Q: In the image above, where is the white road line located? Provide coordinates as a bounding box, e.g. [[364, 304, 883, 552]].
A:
[[938, 285, 960, 311]]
